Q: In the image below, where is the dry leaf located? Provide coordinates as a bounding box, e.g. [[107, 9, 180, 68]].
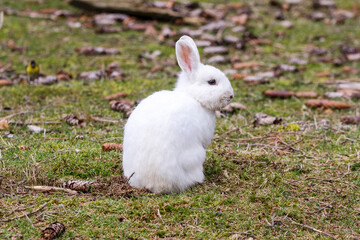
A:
[[78, 70, 103, 80], [232, 73, 247, 80], [231, 14, 248, 25], [203, 46, 228, 55], [0, 119, 9, 130], [316, 72, 330, 77], [305, 99, 350, 109], [150, 65, 164, 73], [56, 70, 72, 81], [102, 142, 123, 151], [341, 116, 360, 125], [233, 61, 260, 69], [18, 145, 31, 150], [75, 46, 119, 56], [253, 113, 282, 127], [0, 79, 13, 86]]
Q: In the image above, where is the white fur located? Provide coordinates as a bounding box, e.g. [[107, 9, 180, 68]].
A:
[[122, 35, 234, 193]]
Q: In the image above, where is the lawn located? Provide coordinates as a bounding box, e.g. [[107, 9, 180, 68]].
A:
[[0, 0, 359, 239]]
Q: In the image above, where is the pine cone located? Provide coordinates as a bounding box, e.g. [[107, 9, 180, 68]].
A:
[[63, 180, 107, 193], [105, 92, 127, 101], [341, 116, 360, 125], [263, 90, 294, 98], [109, 101, 132, 117], [294, 91, 318, 98], [102, 142, 123, 152], [61, 113, 85, 126], [41, 222, 65, 240], [305, 99, 351, 109]]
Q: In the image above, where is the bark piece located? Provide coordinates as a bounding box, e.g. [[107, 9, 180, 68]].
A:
[[341, 116, 360, 125], [41, 222, 65, 240], [253, 113, 282, 127], [305, 99, 350, 109], [102, 142, 123, 152]]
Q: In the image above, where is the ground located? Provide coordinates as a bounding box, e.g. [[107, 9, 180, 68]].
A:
[[0, 0, 359, 239]]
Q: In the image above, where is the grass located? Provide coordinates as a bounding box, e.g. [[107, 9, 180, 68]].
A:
[[1, 0, 360, 239]]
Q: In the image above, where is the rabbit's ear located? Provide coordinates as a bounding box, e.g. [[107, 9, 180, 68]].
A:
[[176, 36, 200, 76]]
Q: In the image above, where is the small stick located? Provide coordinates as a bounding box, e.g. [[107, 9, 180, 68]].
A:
[[0, 11, 3, 30], [288, 218, 337, 239], [25, 185, 78, 195], [0, 111, 32, 121], [0, 202, 48, 222], [90, 116, 119, 124]]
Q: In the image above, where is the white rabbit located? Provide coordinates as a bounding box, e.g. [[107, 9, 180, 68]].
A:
[[122, 35, 234, 193]]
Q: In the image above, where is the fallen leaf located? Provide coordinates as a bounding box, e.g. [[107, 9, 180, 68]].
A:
[[231, 14, 248, 25], [316, 72, 330, 77], [28, 125, 45, 133], [37, 75, 58, 85], [78, 70, 104, 80], [0, 119, 9, 130], [0, 79, 13, 86], [203, 46, 228, 55], [150, 65, 164, 73], [341, 116, 360, 125], [18, 145, 31, 150], [75, 46, 119, 56], [253, 113, 282, 127], [56, 70, 72, 81], [232, 73, 247, 80], [233, 61, 260, 69]]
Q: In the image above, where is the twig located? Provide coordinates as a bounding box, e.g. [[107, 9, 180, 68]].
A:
[[288, 218, 337, 239], [8, 121, 61, 125], [0, 202, 48, 222], [90, 116, 119, 124], [0, 11, 3, 30], [0, 111, 32, 121], [25, 185, 78, 195]]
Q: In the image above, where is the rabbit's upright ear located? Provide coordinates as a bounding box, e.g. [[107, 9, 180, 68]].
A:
[[176, 36, 200, 76]]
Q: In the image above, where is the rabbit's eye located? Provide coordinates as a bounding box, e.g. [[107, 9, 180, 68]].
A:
[[207, 79, 216, 85]]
